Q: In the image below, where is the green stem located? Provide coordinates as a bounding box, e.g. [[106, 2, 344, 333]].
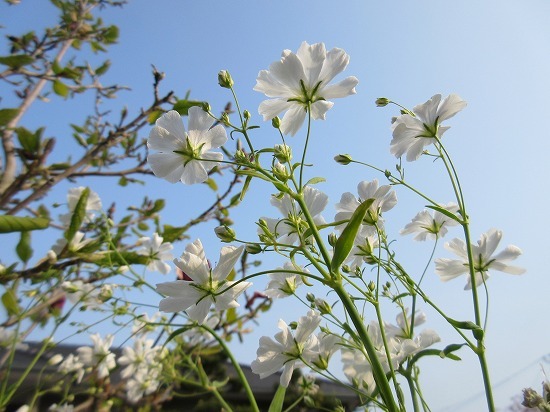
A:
[[332, 282, 400, 412], [201, 324, 260, 412], [282, 393, 305, 412], [298, 104, 312, 189]]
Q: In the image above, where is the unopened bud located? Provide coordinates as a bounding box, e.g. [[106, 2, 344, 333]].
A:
[[243, 110, 251, 120], [217, 70, 234, 89], [221, 112, 230, 126], [341, 264, 350, 273], [522, 388, 544, 408], [234, 149, 250, 165], [214, 225, 236, 242], [328, 233, 338, 247], [274, 144, 292, 163], [375, 97, 390, 107], [334, 154, 352, 165], [245, 243, 262, 254], [201, 102, 211, 113], [48, 354, 63, 365], [271, 116, 281, 129], [368, 281, 376, 292], [288, 321, 298, 330], [306, 293, 315, 303], [314, 298, 331, 315], [272, 162, 289, 182]]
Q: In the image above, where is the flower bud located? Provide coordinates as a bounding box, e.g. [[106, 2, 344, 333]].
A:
[[522, 388, 544, 408], [314, 298, 332, 315], [234, 149, 250, 165], [328, 232, 338, 247], [215, 225, 236, 243], [243, 110, 251, 120], [272, 162, 290, 182], [217, 70, 234, 89], [288, 321, 298, 330], [220, 112, 230, 127], [245, 243, 262, 254], [334, 154, 352, 165], [274, 144, 292, 163], [306, 293, 316, 303], [48, 354, 63, 365], [341, 264, 350, 273], [375, 97, 390, 107], [201, 102, 211, 113], [368, 281, 376, 292], [271, 116, 281, 129]]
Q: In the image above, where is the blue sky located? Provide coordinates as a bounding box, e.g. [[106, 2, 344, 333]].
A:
[[2, 1, 550, 410]]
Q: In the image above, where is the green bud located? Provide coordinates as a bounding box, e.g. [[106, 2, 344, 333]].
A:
[[522, 388, 544, 408], [221, 112, 230, 127], [314, 298, 331, 315], [368, 281, 376, 292], [341, 264, 350, 273], [243, 110, 251, 120], [288, 321, 298, 330], [217, 70, 234, 89], [375, 97, 390, 107], [202, 102, 211, 113], [328, 232, 338, 247], [334, 154, 352, 165], [274, 144, 292, 163], [306, 293, 316, 303], [234, 149, 250, 165], [214, 225, 236, 242], [272, 162, 290, 182], [271, 116, 281, 128], [245, 243, 262, 254]]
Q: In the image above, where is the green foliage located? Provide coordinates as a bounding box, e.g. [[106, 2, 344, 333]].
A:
[[0, 216, 49, 233]]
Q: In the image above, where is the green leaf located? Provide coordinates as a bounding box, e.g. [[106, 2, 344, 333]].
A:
[[331, 198, 375, 272], [16, 127, 40, 153], [0, 54, 34, 69], [268, 385, 287, 412], [239, 175, 253, 201], [147, 110, 164, 124], [65, 187, 90, 242], [16, 231, 33, 263], [205, 178, 218, 191], [103, 25, 119, 44], [0, 108, 19, 127], [0, 215, 49, 233], [426, 205, 462, 224], [149, 199, 165, 214], [95, 60, 111, 76], [2, 289, 20, 316], [304, 177, 326, 186], [162, 224, 188, 243], [53, 80, 69, 98], [172, 99, 204, 116], [446, 318, 480, 330]]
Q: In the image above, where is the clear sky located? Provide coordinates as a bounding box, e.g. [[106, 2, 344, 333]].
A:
[[2, 1, 550, 410]]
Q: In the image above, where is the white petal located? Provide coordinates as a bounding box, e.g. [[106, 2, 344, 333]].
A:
[[321, 76, 358, 99], [180, 160, 208, 185], [147, 152, 184, 183], [437, 94, 467, 122], [269, 52, 305, 93], [413, 95, 442, 125], [188, 106, 215, 131], [309, 100, 334, 120], [279, 362, 295, 387], [254, 70, 292, 98], [186, 299, 213, 324], [296, 41, 326, 89], [280, 105, 307, 136], [318, 47, 350, 85], [212, 245, 244, 282], [155, 110, 187, 140], [491, 262, 526, 275], [492, 245, 523, 262], [205, 124, 227, 148], [148, 126, 184, 152], [258, 98, 293, 121], [435, 258, 468, 281]]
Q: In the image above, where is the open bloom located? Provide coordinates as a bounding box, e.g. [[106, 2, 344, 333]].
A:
[[391, 94, 467, 161], [264, 261, 307, 299], [435, 228, 525, 289], [137, 233, 174, 275], [400, 202, 460, 241], [261, 186, 328, 245], [156, 239, 251, 324], [148, 107, 227, 185], [335, 179, 397, 229], [254, 41, 358, 136], [251, 310, 321, 387], [76, 333, 116, 379]]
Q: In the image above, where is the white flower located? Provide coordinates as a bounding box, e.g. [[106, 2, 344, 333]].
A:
[[264, 261, 307, 299], [132, 312, 163, 336], [62, 280, 104, 310], [118, 337, 164, 379], [346, 229, 380, 269], [341, 347, 376, 394], [126, 367, 162, 404], [400, 203, 460, 241], [52, 231, 92, 255], [156, 239, 251, 324], [147, 107, 227, 185], [254, 41, 358, 136], [136, 233, 174, 275], [335, 179, 397, 229], [59, 186, 102, 226], [261, 186, 328, 245], [48, 404, 74, 412], [76, 333, 116, 379], [391, 94, 467, 161], [435, 228, 525, 289], [251, 310, 321, 387], [183, 314, 220, 346], [58, 353, 86, 384]]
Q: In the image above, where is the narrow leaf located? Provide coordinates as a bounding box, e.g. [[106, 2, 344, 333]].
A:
[[331, 198, 375, 272], [16, 231, 33, 263], [1, 289, 20, 316], [65, 187, 90, 242], [0, 54, 34, 69], [305, 177, 326, 186], [53, 80, 69, 98], [0, 215, 49, 233], [426, 205, 462, 224], [268, 385, 287, 412]]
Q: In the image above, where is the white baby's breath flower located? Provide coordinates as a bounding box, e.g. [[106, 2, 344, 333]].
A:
[[58, 353, 85, 383], [76, 333, 116, 379], [435, 228, 525, 289], [251, 310, 321, 387], [400, 202, 460, 241], [254, 41, 358, 136], [147, 107, 227, 185], [52, 231, 92, 255], [264, 261, 307, 299], [391, 94, 467, 161], [136, 232, 174, 275], [156, 239, 251, 324]]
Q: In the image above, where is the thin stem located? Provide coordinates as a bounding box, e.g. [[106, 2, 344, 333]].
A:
[[298, 104, 312, 189]]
